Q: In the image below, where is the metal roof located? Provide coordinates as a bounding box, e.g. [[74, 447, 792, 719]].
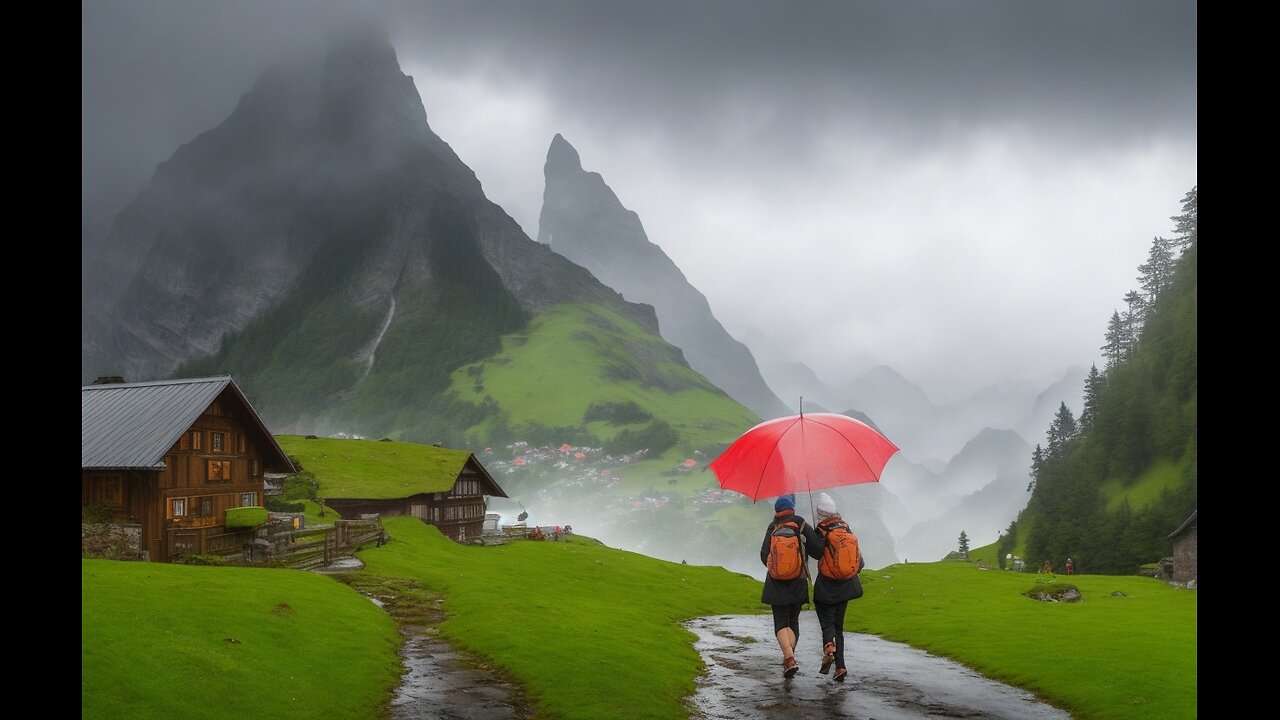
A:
[[81, 375, 294, 472], [1168, 509, 1197, 539]]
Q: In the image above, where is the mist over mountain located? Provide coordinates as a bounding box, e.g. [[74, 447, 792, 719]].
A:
[[758, 359, 856, 414], [891, 428, 1033, 561], [81, 29, 757, 456], [537, 134, 789, 421]]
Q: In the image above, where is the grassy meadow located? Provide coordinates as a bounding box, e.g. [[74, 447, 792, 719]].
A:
[[81, 559, 401, 720], [848, 561, 1197, 719], [83, 521, 1196, 720], [359, 516, 765, 719]]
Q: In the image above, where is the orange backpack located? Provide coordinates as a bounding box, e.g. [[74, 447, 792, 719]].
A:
[[767, 518, 806, 581], [818, 518, 861, 581]]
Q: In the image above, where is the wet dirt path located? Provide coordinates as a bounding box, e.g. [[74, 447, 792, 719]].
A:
[[331, 573, 533, 720], [686, 614, 1072, 720], [389, 626, 530, 720]]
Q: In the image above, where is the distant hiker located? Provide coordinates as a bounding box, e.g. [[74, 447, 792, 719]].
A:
[[1041, 561, 1052, 574], [1065, 557, 1074, 575], [760, 493, 820, 678], [808, 492, 865, 683]]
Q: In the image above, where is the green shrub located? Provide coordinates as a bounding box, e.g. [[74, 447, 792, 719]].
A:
[[225, 506, 268, 530]]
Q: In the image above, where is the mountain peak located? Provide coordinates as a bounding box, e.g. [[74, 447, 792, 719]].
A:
[[546, 133, 584, 175], [325, 23, 398, 67], [537, 137, 791, 421]]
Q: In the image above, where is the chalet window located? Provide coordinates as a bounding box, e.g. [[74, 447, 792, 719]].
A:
[[236, 434, 246, 453], [449, 480, 480, 498], [186, 430, 202, 450], [211, 432, 225, 452], [88, 474, 123, 506], [241, 492, 257, 506], [207, 459, 233, 484], [192, 496, 214, 518], [431, 508, 440, 522], [171, 498, 187, 517], [250, 459, 260, 477]]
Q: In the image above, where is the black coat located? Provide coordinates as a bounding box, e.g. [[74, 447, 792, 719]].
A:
[[807, 516, 866, 605], [759, 510, 821, 606]]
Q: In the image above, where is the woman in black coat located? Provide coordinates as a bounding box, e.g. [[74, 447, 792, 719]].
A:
[[806, 492, 865, 683], [759, 493, 821, 678]]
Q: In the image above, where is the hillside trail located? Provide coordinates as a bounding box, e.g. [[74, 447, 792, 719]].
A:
[[686, 614, 1073, 720], [325, 566, 534, 720]]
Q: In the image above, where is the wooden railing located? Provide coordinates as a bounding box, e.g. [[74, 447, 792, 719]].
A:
[[165, 525, 256, 560], [260, 517, 387, 569], [166, 516, 385, 568]]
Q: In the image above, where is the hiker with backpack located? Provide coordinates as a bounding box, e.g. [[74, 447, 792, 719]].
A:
[[808, 492, 865, 683], [759, 493, 821, 678]]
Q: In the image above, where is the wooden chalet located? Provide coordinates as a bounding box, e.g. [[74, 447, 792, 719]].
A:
[[277, 436, 507, 542], [82, 376, 295, 562]]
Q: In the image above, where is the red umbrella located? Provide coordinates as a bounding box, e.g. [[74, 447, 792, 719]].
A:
[[709, 412, 899, 502]]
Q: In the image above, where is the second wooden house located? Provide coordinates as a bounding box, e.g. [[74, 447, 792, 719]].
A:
[[276, 436, 507, 542]]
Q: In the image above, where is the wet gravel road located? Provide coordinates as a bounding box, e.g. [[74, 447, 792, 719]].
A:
[[685, 614, 1072, 720]]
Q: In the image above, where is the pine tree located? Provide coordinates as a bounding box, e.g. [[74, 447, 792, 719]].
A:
[[1122, 289, 1146, 345], [1137, 236, 1177, 304], [1101, 310, 1126, 370], [1046, 402, 1078, 460], [958, 530, 970, 556], [1170, 185, 1197, 251], [1079, 364, 1103, 433], [1028, 444, 1044, 492]]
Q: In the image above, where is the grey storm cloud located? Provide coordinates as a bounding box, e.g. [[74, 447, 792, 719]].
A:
[[83, 0, 1197, 398]]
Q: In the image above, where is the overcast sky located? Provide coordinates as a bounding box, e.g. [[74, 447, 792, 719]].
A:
[[83, 0, 1197, 400]]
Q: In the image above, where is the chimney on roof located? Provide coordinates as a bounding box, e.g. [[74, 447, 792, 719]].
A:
[[93, 376, 126, 384]]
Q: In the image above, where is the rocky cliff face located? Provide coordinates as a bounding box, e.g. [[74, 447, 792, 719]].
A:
[[536, 134, 789, 421], [81, 30, 673, 440]]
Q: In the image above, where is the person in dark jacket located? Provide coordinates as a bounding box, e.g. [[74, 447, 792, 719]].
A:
[[807, 492, 865, 683], [760, 493, 821, 678]]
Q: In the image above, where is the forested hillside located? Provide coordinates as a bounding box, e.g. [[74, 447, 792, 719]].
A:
[[1001, 187, 1197, 573]]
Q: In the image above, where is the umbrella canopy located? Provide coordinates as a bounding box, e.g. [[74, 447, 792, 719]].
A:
[[710, 412, 899, 502]]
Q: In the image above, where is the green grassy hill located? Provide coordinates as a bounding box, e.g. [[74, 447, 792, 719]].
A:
[[446, 301, 759, 452], [81, 559, 401, 720]]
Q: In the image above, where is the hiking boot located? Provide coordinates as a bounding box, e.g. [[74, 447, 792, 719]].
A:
[[833, 667, 848, 683], [820, 642, 837, 674], [783, 656, 799, 678]]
